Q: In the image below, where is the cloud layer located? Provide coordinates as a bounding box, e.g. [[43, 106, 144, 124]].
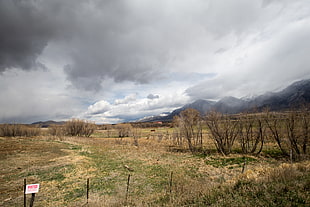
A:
[[1, 0, 310, 123]]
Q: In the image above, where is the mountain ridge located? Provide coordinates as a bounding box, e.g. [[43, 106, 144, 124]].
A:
[[139, 79, 310, 122]]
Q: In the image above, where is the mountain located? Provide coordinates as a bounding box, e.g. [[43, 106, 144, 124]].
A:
[[166, 99, 215, 119], [139, 79, 310, 122], [31, 120, 65, 128], [214, 96, 247, 114], [249, 79, 310, 111]]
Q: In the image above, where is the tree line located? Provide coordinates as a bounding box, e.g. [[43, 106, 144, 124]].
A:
[[0, 119, 96, 137], [173, 107, 310, 160]]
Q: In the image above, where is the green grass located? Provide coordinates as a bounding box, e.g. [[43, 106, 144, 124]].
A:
[[263, 148, 285, 158], [18, 165, 75, 187], [64, 186, 85, 201], [205, 156, 257, 168]]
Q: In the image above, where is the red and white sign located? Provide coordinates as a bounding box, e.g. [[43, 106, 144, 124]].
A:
[[25, 184, 40, 194]]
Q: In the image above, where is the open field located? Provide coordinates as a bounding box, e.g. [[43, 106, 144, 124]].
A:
[[1, 127, 310, 206]]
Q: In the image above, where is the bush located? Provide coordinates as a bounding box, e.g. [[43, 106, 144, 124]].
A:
[[0, 124, 40, 137], [64, 119, 96, 137], [48, 124, 65, 137], [116, 123, 132, 138]]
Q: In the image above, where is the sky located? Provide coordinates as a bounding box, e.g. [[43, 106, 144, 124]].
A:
[[1, 0, 310, 124]]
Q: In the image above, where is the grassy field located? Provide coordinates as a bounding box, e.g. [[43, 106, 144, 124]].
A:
[[1, 127, 309, 206]]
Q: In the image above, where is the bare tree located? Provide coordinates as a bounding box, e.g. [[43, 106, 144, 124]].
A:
[[284, 108, 310, 159], [264, 111, 289, 156], [265, 107, 310, 160], [301, 106, 310, 155], [205, 111, 239, 155], [173, 108, 203, 152], [238, 113, 265, 155], [172, 116, 184, 146]]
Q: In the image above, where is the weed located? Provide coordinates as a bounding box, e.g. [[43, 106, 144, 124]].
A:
[[263, 148, 285, 158], [205, 156, 257, 168], [64, 187, 85, 201]]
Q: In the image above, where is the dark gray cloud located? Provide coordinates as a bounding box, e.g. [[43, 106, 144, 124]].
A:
[[0, 0, 55, 72], [0, 0, 295, 90], [60, 1, 171, 90], [147, 94, 160, 99], [1, 0, 220, 90]]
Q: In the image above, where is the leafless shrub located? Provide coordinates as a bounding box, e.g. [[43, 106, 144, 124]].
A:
[[173, 108, 203, 153], [265, 107, 310, 160], [64, 119, 96, 137], [0, 124, 40, 137], [264, 111, 289, 156], [205, 111, 239, 155], [132, 127, 141, 146], [172, 118, 184, 146], [238, 113, 265, 155], [157, 133, 163, 142], [301, 106, 310, 156], [116, 123, 132, 138], [48, 124, 65, 137]]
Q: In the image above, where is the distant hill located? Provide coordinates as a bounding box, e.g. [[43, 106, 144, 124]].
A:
[[31, 120, 65, 128], [139, 79, 310, 122]]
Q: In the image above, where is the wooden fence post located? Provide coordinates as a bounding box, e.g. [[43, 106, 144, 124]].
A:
[[24, 179, 26, 207], [87, 178, 90, 204], [169, 171, 173, 194], [241, 157, 247, 173], [125, 174, 131, 203]]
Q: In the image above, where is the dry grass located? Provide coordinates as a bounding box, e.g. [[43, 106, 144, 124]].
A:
[[1, 130, 309, 206]]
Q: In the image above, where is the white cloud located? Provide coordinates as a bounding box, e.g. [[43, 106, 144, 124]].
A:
[[86, 100, 111, 115], [82, 91, 190, 124]]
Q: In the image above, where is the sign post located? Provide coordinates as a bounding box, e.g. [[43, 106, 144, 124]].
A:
[[24, 179, 27, 207], [29, 193, 36, 207], [25, 184, 40, 207]]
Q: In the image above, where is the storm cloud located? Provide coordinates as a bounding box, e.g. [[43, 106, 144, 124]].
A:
[[0, 0, 54, 71], [0, 0, 271, 89], [1, 0, 310, 123]]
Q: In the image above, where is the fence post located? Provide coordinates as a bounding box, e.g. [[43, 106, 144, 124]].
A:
[[125, 174, 131, 203], [241, 157, 247, 173], [87, 178, 90, 204], [169, 171, 173, 194], [24, 179, 26, 207]]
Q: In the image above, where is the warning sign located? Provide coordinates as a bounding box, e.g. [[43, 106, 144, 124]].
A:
[[25, 184, 40, 194]]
